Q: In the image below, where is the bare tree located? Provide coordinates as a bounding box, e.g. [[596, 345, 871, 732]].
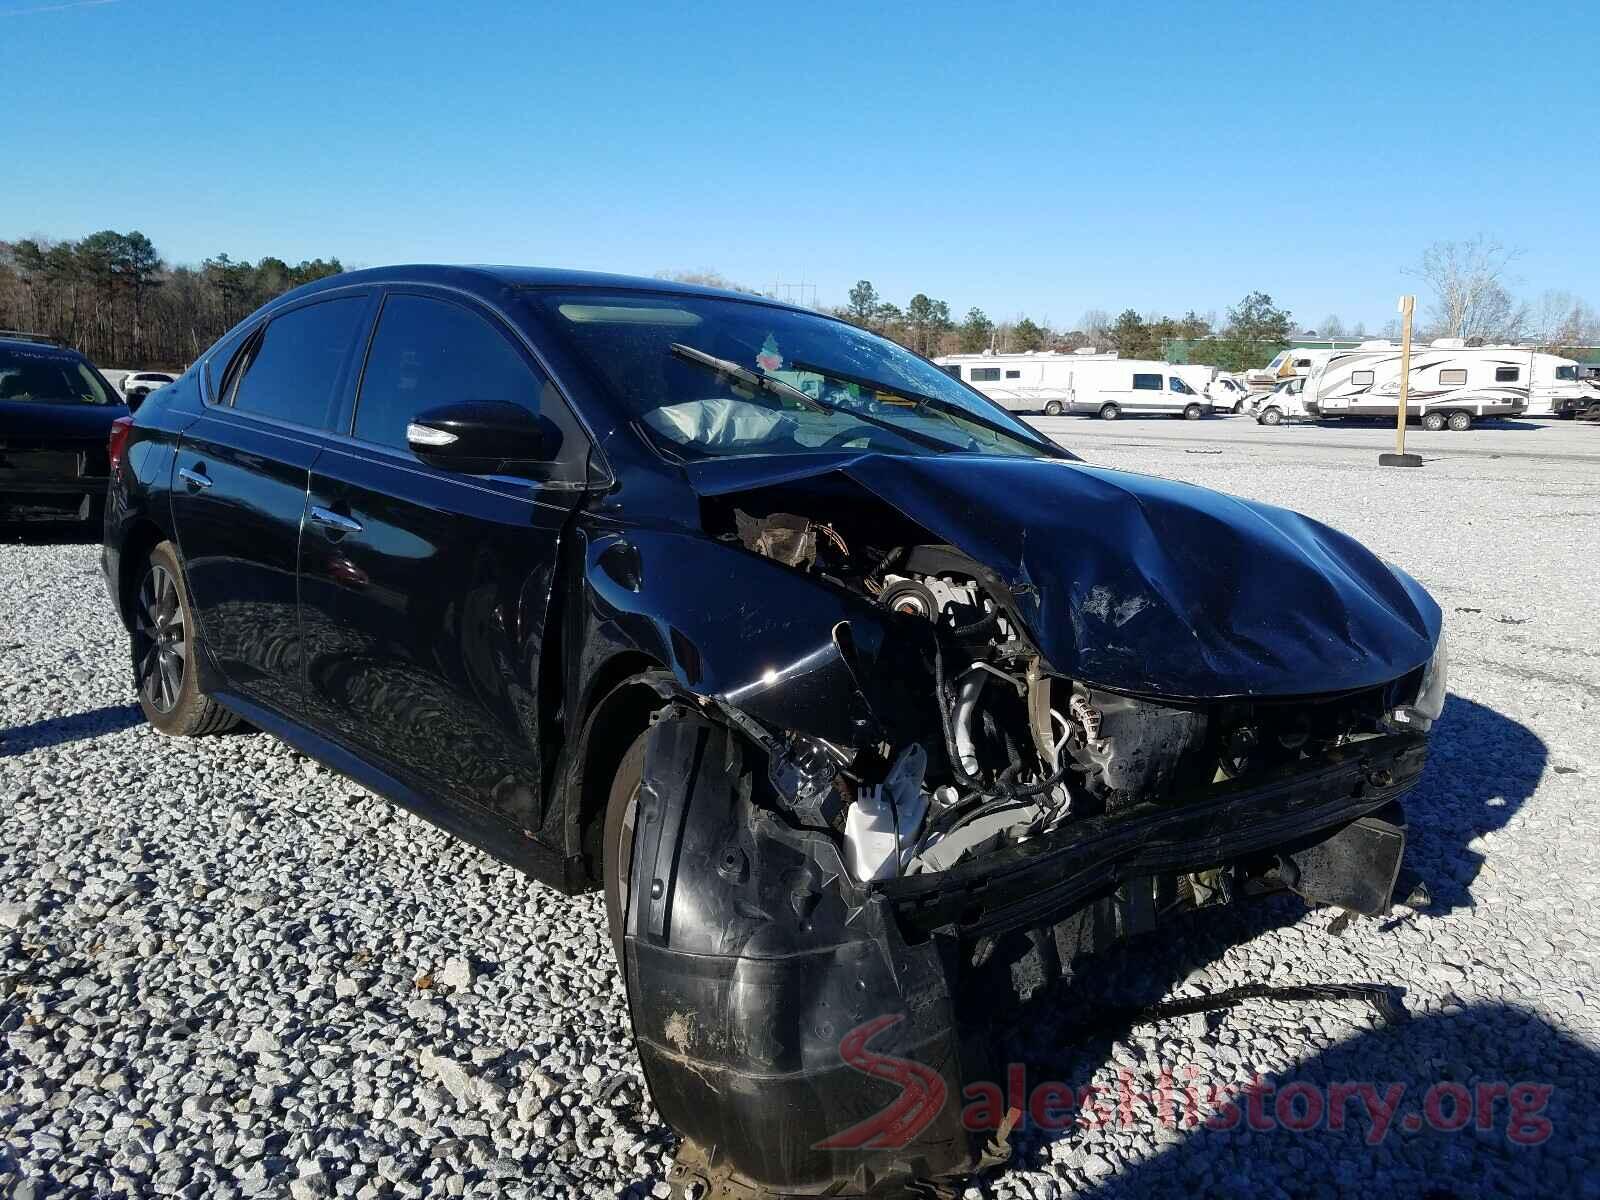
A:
[[1409, 235, 1527, 341], [1526, 289, 1593, 350]]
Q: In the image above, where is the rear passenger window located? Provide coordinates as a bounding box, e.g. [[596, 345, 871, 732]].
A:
[[354, 295, 544, 450], [1132, 373, 1162, 390], [1494, 366, 1520, 382], [229, 297, 367, 428], [1439, 368, 1468, 386]]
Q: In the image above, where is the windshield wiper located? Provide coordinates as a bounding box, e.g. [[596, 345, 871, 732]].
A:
[[669, 343, 824, 412], [789, 359, 1067, 457], [667, 343, 957, 454]]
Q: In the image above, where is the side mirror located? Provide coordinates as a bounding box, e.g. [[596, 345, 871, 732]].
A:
[[124, 391, 145, 414], [406, 401, 562, 475]]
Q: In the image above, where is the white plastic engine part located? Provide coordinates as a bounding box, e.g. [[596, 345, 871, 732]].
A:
[[843, 743, 929, 881]]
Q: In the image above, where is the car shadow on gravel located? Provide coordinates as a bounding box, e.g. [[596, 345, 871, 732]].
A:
[[966, 692, 1552, 1193], [0, 521, 102, 546], [998, 1003, 1594, 1199], [0, 702, 143, 757]]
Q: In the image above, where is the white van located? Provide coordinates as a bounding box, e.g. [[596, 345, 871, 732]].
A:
[[1066, 359, 1211, 420], [1253, 377, 1313, 425]]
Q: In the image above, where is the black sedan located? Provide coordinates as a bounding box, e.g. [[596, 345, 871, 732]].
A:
[[103, 267, 1446, 1197], [0, 333, 129, 525]]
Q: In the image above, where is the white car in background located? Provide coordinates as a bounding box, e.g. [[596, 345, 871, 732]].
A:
[[121, 372, 176, 403]]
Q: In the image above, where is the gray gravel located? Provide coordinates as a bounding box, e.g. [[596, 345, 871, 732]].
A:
[[3, 418, 1599, 1198]]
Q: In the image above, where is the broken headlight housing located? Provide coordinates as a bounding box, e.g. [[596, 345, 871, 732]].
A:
[[1388, 633, 1447, 732]]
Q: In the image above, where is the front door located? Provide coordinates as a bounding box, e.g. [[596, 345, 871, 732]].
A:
[[299, 289, 592, 833]]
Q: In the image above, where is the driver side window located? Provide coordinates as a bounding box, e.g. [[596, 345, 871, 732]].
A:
[[355, 294, 541, 449]]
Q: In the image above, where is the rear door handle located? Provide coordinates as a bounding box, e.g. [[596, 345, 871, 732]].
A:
[[178, 466, 212, 490], [309, 505, 363, 535]]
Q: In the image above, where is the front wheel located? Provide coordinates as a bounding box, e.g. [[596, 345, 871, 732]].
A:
[[1099, 403, 1121, 421], [1421, 411, 1446, 431], [1447, 411, 1472, 431], [1183, 403, 1203, 421], [133, 542, 238, 736], [1259, 407, 1283, 426], [1043, 400, 1064, 416], [603, 730, 650, 971]]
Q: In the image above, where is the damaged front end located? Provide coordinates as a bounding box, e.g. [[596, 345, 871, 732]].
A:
[[617, 489, 1443, 1198]]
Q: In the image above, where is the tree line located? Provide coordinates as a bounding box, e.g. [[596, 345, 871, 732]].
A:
[[6, 232, 1593, 373], [835, 280, 1296, 372], [0, 231, 342, 368]]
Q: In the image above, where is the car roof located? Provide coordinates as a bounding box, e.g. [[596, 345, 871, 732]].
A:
[[273, 264, 817, 317], [0, 335, 85, 359]]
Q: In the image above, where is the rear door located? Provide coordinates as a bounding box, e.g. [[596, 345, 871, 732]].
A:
[[169, 290, 375, 716], [300, 288, 593, 833]]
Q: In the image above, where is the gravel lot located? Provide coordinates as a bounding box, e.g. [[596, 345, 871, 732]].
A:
[[3, 417, 1598, 1199]]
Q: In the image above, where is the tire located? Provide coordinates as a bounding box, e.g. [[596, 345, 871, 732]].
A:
[[1232, 399, 1245, 414], [1421, 411, 1446, 431], [133, 541, 238, 736], [1259, 407, 1282, 426], [1043, 400, 1064, 416], [1183, 403, 1203, 421], [1447, 410, 1472, 431], [602, 730, 650, 972], [1098, 403, 1120, 421]]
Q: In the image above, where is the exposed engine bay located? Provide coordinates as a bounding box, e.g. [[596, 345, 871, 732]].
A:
[[710, 496, 1422, 883]]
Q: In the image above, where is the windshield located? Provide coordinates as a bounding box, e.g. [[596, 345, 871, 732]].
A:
[[0, 346, 117, 405], [524, 291, 1061, 462]]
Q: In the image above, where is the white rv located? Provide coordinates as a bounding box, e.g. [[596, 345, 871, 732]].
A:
[[933, 349, 1115, 415], [934, 351, 1211, 419], [1253, 377, 1313, 425], [1245, 349, 1324, 392], [1304, 342, 1586, 428]]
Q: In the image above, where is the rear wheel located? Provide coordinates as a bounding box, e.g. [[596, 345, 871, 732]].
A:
[[1447, 410, 1472, 431], [603, 730, 650, 972], [1099, 402, 1121, 421], [133, 542, 238, 736], [1183, 403, 1203, 421], [1043, 400, 1064, 416], [1421, 411, 1446, 431]]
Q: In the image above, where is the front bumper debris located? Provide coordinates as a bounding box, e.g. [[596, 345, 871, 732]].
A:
[[624, 713, 1427, 1198]]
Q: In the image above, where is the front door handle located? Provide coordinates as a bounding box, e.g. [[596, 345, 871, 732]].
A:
[[309, 505, 363, 535], [178, 466, 212, 490]]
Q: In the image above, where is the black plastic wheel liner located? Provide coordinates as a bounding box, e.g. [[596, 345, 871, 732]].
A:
[[623, 714, 1427, 1197], [623, 713, 978, 1196]]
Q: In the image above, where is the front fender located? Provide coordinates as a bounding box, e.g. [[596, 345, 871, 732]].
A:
[[583, 527, 906, 746]]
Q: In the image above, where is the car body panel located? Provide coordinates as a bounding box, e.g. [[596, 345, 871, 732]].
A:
[[684, 451, 1441, 700]]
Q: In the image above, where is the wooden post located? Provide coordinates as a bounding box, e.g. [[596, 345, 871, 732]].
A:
[[1380, 295, 1423, 466]]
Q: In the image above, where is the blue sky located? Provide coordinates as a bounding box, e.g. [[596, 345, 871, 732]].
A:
[[7, 0, 1597, 330]]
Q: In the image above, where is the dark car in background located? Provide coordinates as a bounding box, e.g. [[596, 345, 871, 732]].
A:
[[102, 267, 1446, 1197], [0, 332, 129, 526]]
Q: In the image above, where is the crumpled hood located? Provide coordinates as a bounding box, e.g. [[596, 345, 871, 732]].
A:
[[686, 452, 1441, 699]]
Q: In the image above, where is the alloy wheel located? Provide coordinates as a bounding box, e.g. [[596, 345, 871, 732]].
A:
[[135, 562, 186, 713]]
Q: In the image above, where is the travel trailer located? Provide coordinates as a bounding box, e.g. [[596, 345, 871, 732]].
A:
[[1304, 342, 1587, 427], [933, 351, 1210, 418]]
